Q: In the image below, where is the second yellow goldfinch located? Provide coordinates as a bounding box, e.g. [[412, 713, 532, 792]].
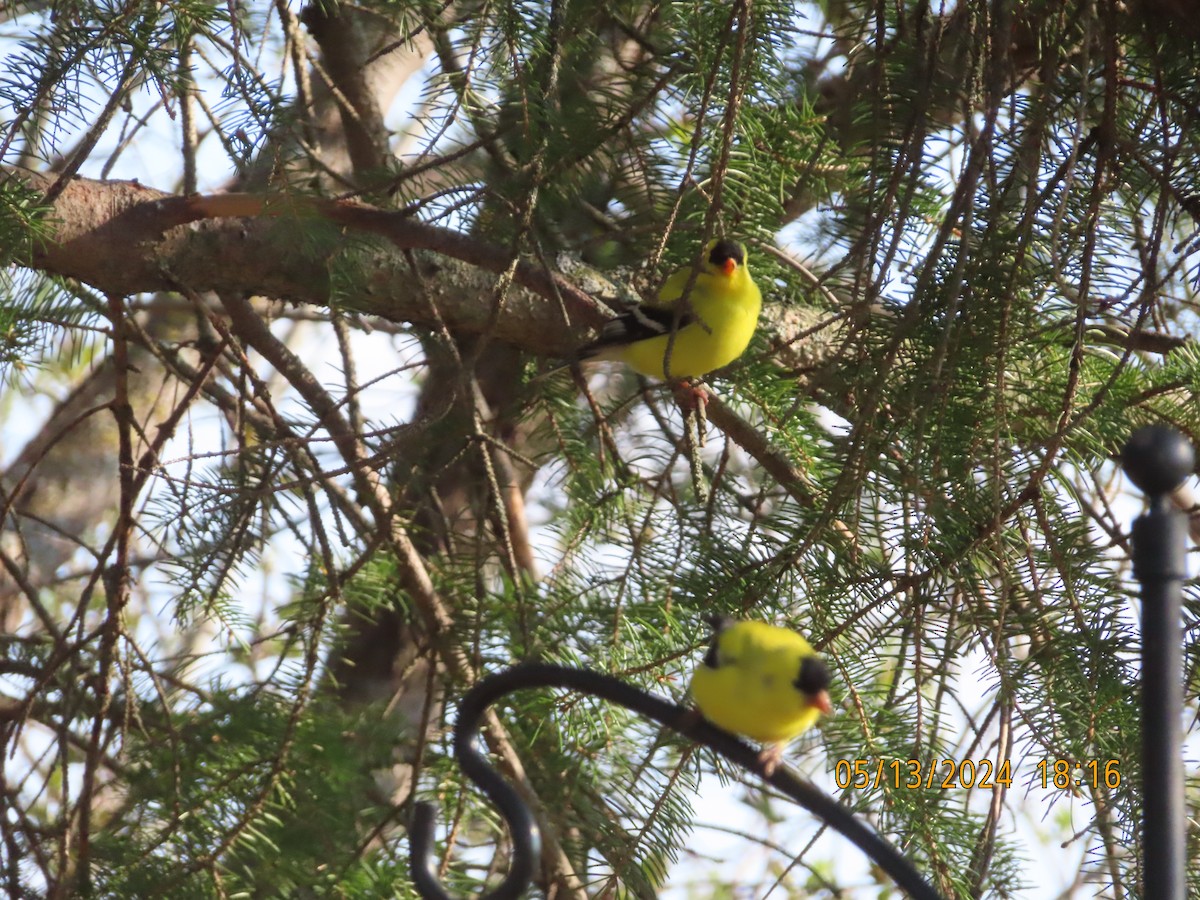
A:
[[577, 239, 762, 380], [689, 617, 833, 775]]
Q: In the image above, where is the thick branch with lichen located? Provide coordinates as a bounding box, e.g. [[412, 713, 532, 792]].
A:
[[10, 171, 605, 358]]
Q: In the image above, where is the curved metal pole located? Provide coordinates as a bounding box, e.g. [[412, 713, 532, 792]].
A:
[[410, 663, 948, 900], [410, 676, 542, 900], [1122, 425, 1193, 900]]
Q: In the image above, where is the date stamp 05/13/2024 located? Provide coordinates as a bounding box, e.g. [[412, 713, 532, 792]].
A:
[[832, 757, 1122, 792]]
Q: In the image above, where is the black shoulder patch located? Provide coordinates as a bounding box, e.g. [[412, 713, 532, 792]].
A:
[[579, 305, 694, 356]]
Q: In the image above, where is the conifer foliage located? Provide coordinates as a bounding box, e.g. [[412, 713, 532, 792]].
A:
[[2, 0, 1199, 896]]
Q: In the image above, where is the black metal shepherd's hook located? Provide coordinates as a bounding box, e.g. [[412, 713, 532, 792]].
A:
[[1122, 425, 1193, 900], [410, 664, 948, 900], [409, 670, 541, 900]]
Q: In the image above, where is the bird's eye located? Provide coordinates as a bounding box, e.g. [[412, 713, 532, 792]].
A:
[[793, 656, 830, 696], [708, 239, 744, 268]]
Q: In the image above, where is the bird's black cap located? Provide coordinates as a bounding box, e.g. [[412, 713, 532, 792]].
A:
[[794, 656, 830, 698], [708, 239, 745, 268]]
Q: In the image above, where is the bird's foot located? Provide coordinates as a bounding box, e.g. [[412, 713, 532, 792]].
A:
[[757, 744, 785, 777], [672, 380, 710, 416]]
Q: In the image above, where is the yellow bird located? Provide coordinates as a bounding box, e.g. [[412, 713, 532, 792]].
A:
[[689, 617, 833, 775], [577, 239, 762, 380]]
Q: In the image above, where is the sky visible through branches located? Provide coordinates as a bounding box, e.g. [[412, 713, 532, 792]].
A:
[[3, 0, 1200, 897]]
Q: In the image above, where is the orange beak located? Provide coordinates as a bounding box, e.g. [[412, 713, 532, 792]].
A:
[[721, 258, 737, 277], [810, 690, 833, 716]]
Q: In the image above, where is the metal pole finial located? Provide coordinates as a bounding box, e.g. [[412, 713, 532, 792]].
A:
[[1122, 424, 1193, 900], [1121, 425, 1194, 499]]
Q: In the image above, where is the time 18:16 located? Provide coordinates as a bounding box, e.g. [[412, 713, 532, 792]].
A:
[[1036, 758, 1121, 790]]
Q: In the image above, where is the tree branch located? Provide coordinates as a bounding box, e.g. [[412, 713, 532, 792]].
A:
[[10, 171, 606, 357]]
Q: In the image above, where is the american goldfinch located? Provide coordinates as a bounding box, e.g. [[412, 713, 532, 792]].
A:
[[689, 617, 833, 775], [576, 239, 762, 380]]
